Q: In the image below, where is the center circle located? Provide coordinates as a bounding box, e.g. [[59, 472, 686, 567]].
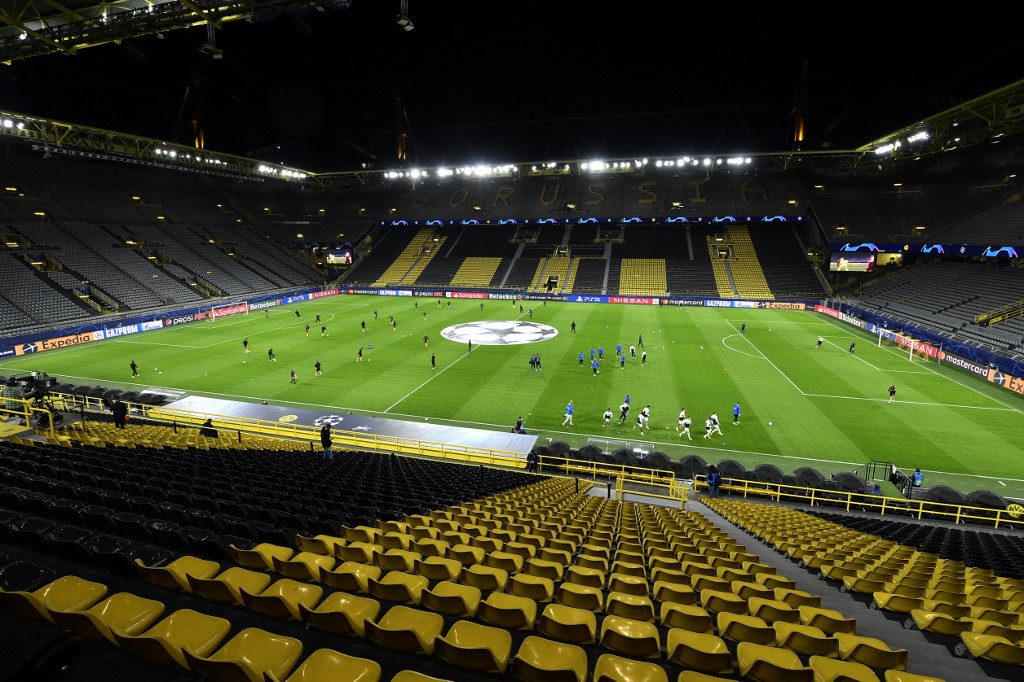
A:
[[440, 320, 559, 346]]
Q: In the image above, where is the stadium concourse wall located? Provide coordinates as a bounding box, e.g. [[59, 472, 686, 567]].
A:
[[816, 303, 1024, 398]]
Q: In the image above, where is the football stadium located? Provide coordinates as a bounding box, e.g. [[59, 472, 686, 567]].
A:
[[1, 3, 1024, 682]]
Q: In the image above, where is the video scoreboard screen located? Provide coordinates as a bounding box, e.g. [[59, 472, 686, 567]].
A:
[[830, 252, 875, 272]]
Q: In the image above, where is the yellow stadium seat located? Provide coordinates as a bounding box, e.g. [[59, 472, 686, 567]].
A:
[[298, 590, 381, 637], [434, 619, 513, 673], [510, 635, 587, 682], [182, 627, 303, 682]]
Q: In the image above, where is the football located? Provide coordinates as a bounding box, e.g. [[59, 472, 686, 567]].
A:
[[768, 421, 773, 426]]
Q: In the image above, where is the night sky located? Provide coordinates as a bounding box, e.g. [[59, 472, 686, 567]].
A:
[[2, 2, 1021, 172]]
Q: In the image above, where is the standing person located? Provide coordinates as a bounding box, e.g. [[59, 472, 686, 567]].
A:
[[741, 322, 746, 333], [624, 394, 631, 407], [200, 418, 218, 438], [431, 353, 436, 369], [888, 383, 896, 403], [618, 401, 630, 425], [515, 416, 524, 434], [447, 301, 451, 309], [633, 411, 646, 435], [320, 424, 333, 460], [707, 466, 721, 498], [616, 343, 622, 357], [710, 412, 723, 435], [315, 313, 321, 324], [111, 399, 128, 429], [295, 309, 301, 318], [638, 333, 644, 349], [704, 417, 714, 439], [243, 337, 250, 353], [315, 360, 322, 376], [265, 309, 269, 319], [562, 400, 574, 427], [357, 347, 363, 362], [268, 347, 276, 362], [598, 346, 604, 361], [590, 347, 596, 362], [373, 309, 378, 320], [816, 336, 824, 349], [467, 339, 472, 353], [321, 326, 328, 337], [437, 298, 442, 308], [361, 320, 366, 333], [479, 302, 484, 311], [603, 407, 613, 428], [849, 341, 856, 354], [591, 358, 600, 376], [130, 359, 139, 378], [305, 323, 310, 337], [640, 405, 651, 430], [290, 368, 297, 384], [733, 402, 741, 424], [535, 353, 541, 371], [528, 308, 533, 317], [578, 351, 585, 367], [415, 300, 419, 309], [520, 304, 524, 314], [641, 349, 648, 366], [680, 415, 693, 440], [629, 345, 637, 359], [571, 321, 576, 333], [391, 318, 397, 332], [912, 468, 924, 488], [422, 311, 427, 321], [677, 409, 687, 434], [423, 335, 429, 347], [620, 353, 625, 369]]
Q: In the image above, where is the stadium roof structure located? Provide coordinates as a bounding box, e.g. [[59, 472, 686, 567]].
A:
[[2, 1, 1023, 179], [0, 0, 352, 62]]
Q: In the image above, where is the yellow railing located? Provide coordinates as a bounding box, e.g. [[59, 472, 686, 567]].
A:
[[46, 391, 527, 469], [539, 455, 687, 505], [694, 475, 1022, 529]]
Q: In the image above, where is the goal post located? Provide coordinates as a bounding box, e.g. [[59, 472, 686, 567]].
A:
[[877, 328, 939, 362]]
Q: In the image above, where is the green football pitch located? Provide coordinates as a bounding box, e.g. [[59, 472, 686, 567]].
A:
[[3, 295, 1022, 500]]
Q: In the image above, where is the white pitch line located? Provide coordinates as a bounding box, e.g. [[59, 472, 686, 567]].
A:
[[724, 321, 806, 395], [819, 314, 1022, 413], [384, 349, 474, 413], [999, 481, 1007, 487], [803, 393, 1016, 411]]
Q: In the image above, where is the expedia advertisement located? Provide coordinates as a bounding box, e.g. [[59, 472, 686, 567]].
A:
[[763, 302, 806, 310], [15, 330, 102, 355], [988, 368, 1024, 396]]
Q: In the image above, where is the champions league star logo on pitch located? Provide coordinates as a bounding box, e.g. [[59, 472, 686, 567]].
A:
[[440, 321, 559, 346]]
